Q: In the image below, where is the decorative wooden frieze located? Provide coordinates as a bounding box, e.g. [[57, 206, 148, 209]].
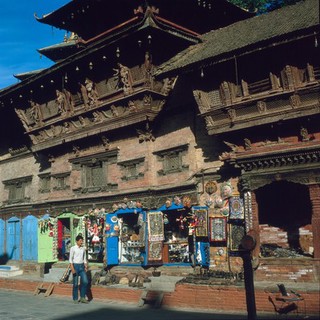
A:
[[193, 89, 223, 115], [236, 149, 320, 172], [8, 145, 28, 156], [194, 63, 319, 134], [13, 59, 176, 151]]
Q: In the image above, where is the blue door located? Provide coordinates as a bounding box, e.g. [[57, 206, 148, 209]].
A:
[[105, 213, 119, 266], [22, 215, 38, 261], [6, 217, 20, 261], [0, 219, 4, 256]]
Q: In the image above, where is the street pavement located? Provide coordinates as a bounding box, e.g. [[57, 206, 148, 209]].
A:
[[0, 288, 264, 320], [1, 288, 318, 320]]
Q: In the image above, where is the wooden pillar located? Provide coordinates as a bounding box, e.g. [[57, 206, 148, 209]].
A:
[[251, 191, 260, 258], [308, 184, 320, 259]]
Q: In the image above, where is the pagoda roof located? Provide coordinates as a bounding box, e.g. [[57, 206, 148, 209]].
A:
[[156, 0, 320, 77], [37, 38, 82, 63], [13, 69, 45, 81], [0, 9, 200, 98], [35, 0, 253, 41]]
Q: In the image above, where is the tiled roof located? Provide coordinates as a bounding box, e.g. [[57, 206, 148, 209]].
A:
[[156, 0, 319, 76]]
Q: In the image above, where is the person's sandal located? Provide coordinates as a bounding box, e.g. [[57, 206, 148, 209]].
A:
[[80, 298, 89, 304]]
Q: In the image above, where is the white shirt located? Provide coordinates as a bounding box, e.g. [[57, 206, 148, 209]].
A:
[[69, 245, 87, 264]]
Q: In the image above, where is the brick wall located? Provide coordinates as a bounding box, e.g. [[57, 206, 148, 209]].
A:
[[0, 278, 318, 316], [254, 258, 317, 282]]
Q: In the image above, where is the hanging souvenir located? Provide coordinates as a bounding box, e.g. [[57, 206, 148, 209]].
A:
[[229, 197, 244, 219]]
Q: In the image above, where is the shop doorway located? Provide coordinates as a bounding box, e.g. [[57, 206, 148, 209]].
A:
[[255, 180, 313, 257], [56, 213, 84, 261]]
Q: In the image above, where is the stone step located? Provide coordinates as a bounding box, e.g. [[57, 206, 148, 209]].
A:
[[43, 267, 67, 282], [145, 275, 184, 292], [0, 265, 23, 278]]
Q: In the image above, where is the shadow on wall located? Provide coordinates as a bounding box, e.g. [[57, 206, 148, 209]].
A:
[[0, 253, 9, 265], [0, 246, 16, 264]]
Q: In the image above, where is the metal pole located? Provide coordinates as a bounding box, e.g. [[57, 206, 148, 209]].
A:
[[242, 251, 257, 320]]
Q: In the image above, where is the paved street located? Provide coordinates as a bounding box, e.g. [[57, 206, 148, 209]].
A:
[[0, 289, 283, 320]]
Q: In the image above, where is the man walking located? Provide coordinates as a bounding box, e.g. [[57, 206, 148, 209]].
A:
[[69, 234, 89, 304]]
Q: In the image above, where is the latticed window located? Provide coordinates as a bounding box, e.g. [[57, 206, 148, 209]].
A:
[[84, 162, 104, 187], [39, 175, 51, 193], [8, 183, 24, 201], [126, 163, 137, 177], [154, 144, 189, 176], [70, 149, 118, 193], [52, 174, 70, 190], [3, 176, 32, 204], [164, 152, 180, 172], [118, 157, 144, 181]]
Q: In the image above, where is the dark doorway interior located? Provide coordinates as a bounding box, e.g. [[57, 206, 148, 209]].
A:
[[255, 180, 313, 257]]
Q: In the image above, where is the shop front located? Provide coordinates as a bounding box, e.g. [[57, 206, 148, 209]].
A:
[[104, 197, 210, 268], [56, 212, 85, 261], [38, 214, 58, 263], [0, 218, 4, 257], [84, 208, 105, 262]]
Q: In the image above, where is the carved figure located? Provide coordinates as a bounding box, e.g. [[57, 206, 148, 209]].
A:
[[101, 136, 110, 150], [224, 141, 238, 152], [290, 94, 301, 108], [244, 138, 252, 150], [257, 101, 267, 113], [227, 108, 236, 122], [15, 108, 30, 130], [161, 78, 175, 95], [136, 122, 155, 143], [128, 101, 136, 112], [144, 51, 153, 87], [111, 105, 119, 117], [80, 79, 98, 108], [63, 122, 71, 133], [300, 127, 309, 142], [86, 79, 99, 105], [92, 111, 103, 123], [29, 100, 42, 124], [114, 63, 133, 95], [55, 90, 68, 115]]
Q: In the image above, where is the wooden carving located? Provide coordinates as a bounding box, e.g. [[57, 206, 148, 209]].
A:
[[114, 63, 133, 95], [80, 79, 99, 108]]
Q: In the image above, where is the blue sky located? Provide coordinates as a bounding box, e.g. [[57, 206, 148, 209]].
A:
[[0, 1, 70, 89]]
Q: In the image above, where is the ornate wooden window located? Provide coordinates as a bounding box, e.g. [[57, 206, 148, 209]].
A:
[[118, 157, 145, 181], [52, 173, 70, 191], [3, 176, 32, 204], [154, 144, 189, 176], [70, 149, 118, 193], [39, 174, 51, 193], [84, 161, 104, 187]]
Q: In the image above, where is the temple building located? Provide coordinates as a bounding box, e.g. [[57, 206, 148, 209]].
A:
[[0, 0, 319, 285]]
